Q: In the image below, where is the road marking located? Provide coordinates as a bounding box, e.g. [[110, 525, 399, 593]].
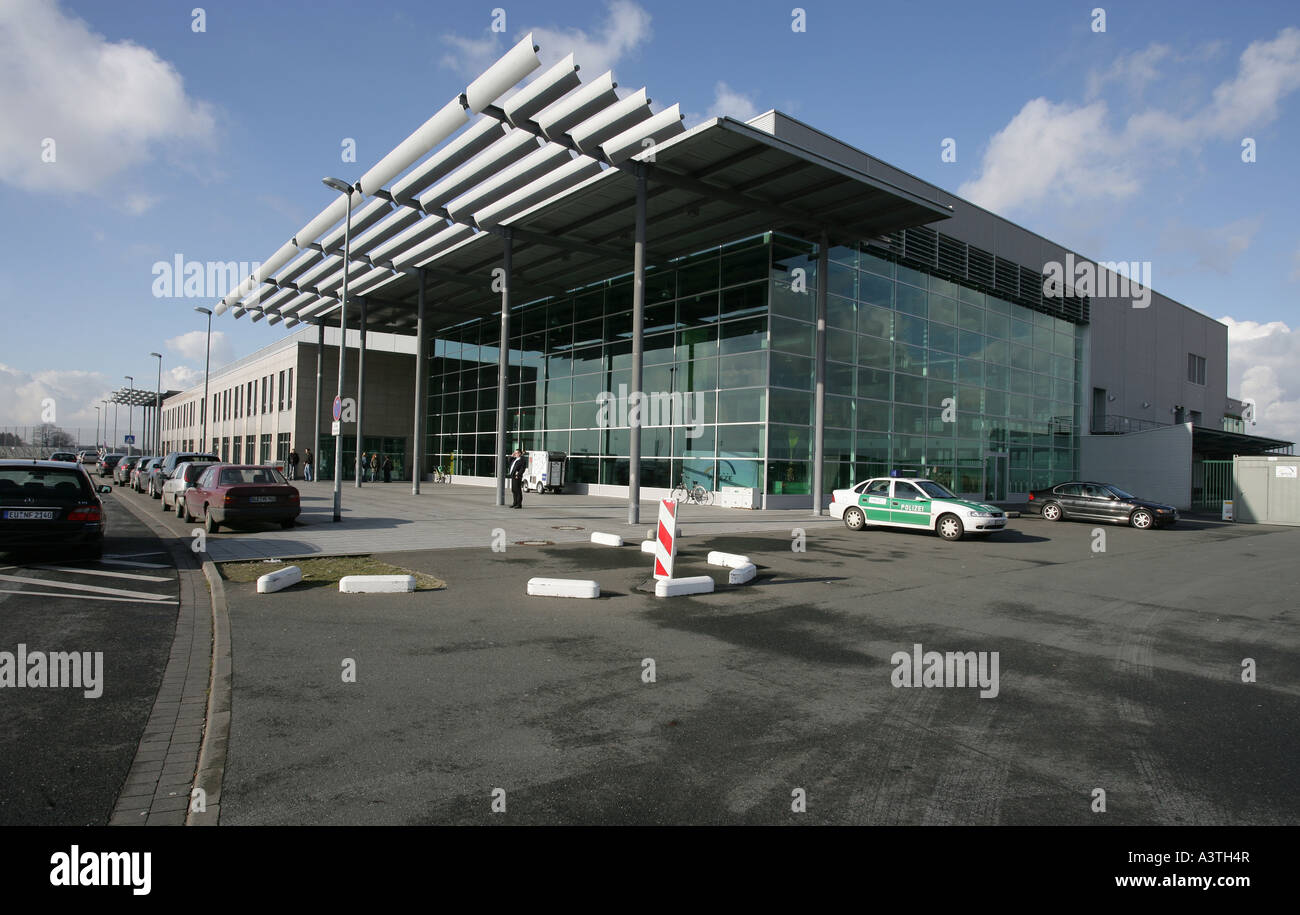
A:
[[0, 574, 171, 601], [0, 588, 178, 605], [33, 565, 171, 583], [103, 551, 168, 559], [100, 559, 170, 569]]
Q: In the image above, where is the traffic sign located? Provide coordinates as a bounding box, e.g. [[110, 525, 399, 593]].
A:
[[331, 421, 341, 436], [332, 396, 342, 422], [124, 434, 135, 444]]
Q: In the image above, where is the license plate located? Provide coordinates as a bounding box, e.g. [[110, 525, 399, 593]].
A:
[[248, 496, 276, 503], [3, 510, 57, 520]]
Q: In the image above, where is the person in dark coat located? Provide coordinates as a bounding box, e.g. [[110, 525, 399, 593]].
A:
[[508, 449, 526, 508], [303, 447, 313, 482], [288, 448, 299, 480], [382, 455, 393, 483]]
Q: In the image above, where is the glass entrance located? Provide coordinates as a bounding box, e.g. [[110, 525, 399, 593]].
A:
[[984, 452, 1007, 502]]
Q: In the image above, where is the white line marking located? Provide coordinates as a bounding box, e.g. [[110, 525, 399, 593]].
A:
[[0, 574, 172, 601], [102, 551, 168, 559], [0, 588, 178, 605], [99, 559, 169, 569], [33, 565, 171, 583]]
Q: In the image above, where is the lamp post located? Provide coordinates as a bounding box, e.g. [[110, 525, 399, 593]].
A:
[[95, 405, 101, 450], [194, 307, 212, 453], [124, 376, 134, 456], [150, 352, 162, 455], [322, 176, 355, 523]]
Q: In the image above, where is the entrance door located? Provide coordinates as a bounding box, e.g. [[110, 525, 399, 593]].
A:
[[984, 451, 1007, 502]]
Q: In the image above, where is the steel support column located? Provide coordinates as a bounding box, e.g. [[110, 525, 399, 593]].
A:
[[627, 165, 647, 525], [494, 230, 512, 507], [812, 232, 828, 516], [354, 296, 367, 487], [412, 269, 427, 495], [314, 320, 323, 483]]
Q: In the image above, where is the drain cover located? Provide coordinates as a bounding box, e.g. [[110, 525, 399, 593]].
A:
[[551, 525, 584, 531], [514, 539, 555, 546]]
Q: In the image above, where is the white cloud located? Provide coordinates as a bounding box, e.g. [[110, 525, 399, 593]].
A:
[[1159, 217, 1261, 274], [166, 329, 233, 367], [440, 1, 652, 83], [0, 363, 116, 431], [707, 82, 761, 122], [1085, 43, 1172, 100], [1222, 317, 1300, 447], [961, 28, 1300, 213]]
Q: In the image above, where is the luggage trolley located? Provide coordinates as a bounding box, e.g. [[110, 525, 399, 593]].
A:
[[525, 450, 567, 494]]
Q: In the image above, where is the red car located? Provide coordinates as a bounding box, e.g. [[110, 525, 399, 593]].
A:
[[181, 464, 300, 533]]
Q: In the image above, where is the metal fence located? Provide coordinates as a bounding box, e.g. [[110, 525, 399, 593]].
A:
[[0, 426, 98, 459], [1192, 460, 1233, 510]]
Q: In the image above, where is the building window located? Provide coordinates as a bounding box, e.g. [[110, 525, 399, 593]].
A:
[[277, 432, 290, 463], [287, 368, 294, 410], [1188, 353, 1206, 385], [278, 370, 286, 412], [260, 433, 272, 463], [233, 435, 242, 463]]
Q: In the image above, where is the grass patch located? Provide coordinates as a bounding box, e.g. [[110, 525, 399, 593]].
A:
[[217, 554, 445, 591]]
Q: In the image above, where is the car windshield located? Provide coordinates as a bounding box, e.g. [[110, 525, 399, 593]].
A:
[[915, 480, 957, 499], [219, 467, 287, 486], [0, 468, 86, 500], [1106, 485, 1136, 499]]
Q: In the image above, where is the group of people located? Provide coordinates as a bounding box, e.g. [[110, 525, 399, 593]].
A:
[[285, 447, 313, 481], [359, 451, 395, 483]]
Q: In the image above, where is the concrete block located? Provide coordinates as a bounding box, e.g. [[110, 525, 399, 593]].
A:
[[640, 540, 657, 554], [256, 565, 302, 593], [706, 551, 751, 569], [728, 562, 757, 585], [339, 574, 415, 593], [527, 578, 600, 598], [590, 531, 623, 547], [654, 575, 715, 598]]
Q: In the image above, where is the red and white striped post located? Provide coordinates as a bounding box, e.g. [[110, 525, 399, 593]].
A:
[[654, 499, 677, 580]]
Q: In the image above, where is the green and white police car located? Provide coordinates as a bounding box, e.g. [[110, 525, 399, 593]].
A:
[[829, 477, 1007, 541]]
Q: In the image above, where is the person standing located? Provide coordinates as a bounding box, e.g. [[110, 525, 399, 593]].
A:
[[288, 448, 299, 480], [359, 451, 368, 483], [508, 449, 526, 509], [370, 452, 380, 483], [382, 455, 393, 484], [303, 447, 313, 482]]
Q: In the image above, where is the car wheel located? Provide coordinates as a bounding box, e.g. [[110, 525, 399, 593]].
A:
[[1130, 509, 1154, 530], [204, 505, 219, 533], [936, 513, 965, 541], [843, 507, 866, 531], [1041, 501, 1063, 522], [177, 497, 186, 519]]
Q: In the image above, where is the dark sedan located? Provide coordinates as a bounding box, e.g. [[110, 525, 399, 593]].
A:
[[96, 453, 124, 478], [130, 457, 160, 493], [114, 455, 142, 486], [0, 460, 112, 558], [181, 464, 300, 533], [1028, 481, 1179, 529]]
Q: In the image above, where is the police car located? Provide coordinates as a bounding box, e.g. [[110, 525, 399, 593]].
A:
[[829, 476, 1007, 541]]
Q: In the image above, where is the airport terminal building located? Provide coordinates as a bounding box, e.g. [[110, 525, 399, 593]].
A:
[[200, 38, 1289, 513]]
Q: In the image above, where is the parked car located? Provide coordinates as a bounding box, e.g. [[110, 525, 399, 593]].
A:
[[96, 453, 124, 478], [829, 476, 1007, 541], [181, 464, 300, 532], [0, 459, 112, 559], [162, 461, 217, 515], [150, 451, 220, 500], [131, 457, 159, 493], [48, 451, 78, 463], [77, 451, 97, 464], [114, 455, 141, 486], [1027, 481, 1178, 529]]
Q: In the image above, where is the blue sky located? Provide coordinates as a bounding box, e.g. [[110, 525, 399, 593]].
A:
[[1, 0, 1297, 443]]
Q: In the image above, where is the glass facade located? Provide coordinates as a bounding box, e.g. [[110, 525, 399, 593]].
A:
[[424, 232, 1082, 502]]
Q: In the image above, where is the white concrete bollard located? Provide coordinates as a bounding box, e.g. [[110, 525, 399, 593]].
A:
[[654, 575, 715, 598], [640, 540, 657, 554], [527, 578, 600, 598], [728, 563, 757, 585], [339, 574, 416, 593], [707, 551, 751, 570], [257, 565, 302, 593], [590, 532, 624, 547]]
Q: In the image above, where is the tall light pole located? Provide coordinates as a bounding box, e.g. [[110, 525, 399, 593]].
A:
[[95, 405, 101, 450], [150, 352, 162, 455], [111, 400, 117, 453], [322, 176, 355, 523], [124, 376, 134, 456], [194, 307, 212, 454]]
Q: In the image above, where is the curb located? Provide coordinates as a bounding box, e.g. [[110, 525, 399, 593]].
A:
[[105, 492, 229, 826]]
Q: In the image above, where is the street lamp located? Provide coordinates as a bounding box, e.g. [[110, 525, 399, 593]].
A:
[[95, 405, 101, 450], [124, 375, 133, 456], [150, 352, 162, 455], [194, 307, 212, 453], [322, 176, 355, 523]]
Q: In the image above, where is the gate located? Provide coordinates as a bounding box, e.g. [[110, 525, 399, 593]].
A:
[[1192, 460, 1233, 510]]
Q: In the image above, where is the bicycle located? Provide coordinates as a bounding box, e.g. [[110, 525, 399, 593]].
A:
[[433, 466, 452, 484], [671, 476, 713, 506]]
